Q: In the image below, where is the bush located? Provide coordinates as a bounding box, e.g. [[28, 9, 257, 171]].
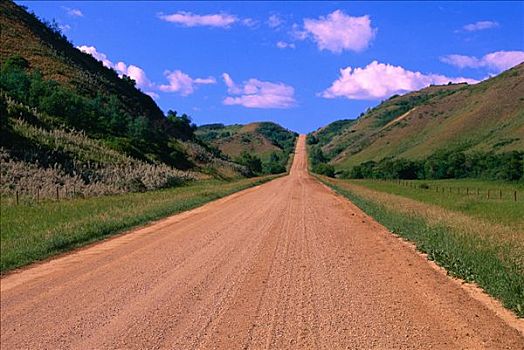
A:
[[235, 151, 263, 176], [313, 163, 335, 177], [344, 149, 524, 181], [264, 151, 286, 174], [0, 57, 196, 168]]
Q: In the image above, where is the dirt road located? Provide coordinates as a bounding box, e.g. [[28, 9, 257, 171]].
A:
[[2, 135, 523, 349]]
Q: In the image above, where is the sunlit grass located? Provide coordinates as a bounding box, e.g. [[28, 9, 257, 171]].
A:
[[349, 179, 524, 230], [1, 176, 277, 273]]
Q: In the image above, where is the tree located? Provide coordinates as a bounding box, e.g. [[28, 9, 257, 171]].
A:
[[166, 110, 196, 140], [236, 151, 262, 176], [313, 163, 335, 177], [265, 151, 286, 174], [127, 116, 150, 142]]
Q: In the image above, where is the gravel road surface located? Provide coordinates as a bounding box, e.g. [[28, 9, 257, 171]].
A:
[[2, 135, 523, 349]]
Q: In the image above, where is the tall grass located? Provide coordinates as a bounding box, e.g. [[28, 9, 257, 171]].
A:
[[1, 176, 277, 273], [350, 179, 524, 230], [1, 116, 199, 201]]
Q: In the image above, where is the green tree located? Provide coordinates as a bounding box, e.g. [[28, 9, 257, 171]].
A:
[[236, 151, 263, 176]]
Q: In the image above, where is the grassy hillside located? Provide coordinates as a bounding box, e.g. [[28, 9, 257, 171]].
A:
[[309, 63, 524, 179], [0, 1, 162, 123], [196, 122, 298, 175], [0, 1, 248, 199]]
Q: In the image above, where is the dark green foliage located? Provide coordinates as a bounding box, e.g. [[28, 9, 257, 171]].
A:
[[0, 58, 197, 168], [2, 54, 30, 70], [344, 149, 524, 181], [236, 151, 263, 176], [255, 123, 297, 174], [306, 134, 319, 145], [308, 146, 335, 177], [309, 147, 327, 164], [256, 122, 298, 153], [264, 152, 286, 174], [199, 123, 225, 130], [313, 119, 354, 146], [196, 122, 297, 175], [313, 163, 335, 177], [166, 110, 197, 141]]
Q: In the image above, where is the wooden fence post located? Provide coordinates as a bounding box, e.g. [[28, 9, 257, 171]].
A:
[[499, 190, 502, 200], [488, 190, 490, 199], [514, 191, 517, 202], [16, 190, 19, 205], [56, 186, 59, 201]]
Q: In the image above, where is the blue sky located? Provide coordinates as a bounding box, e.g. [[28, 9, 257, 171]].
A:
[[18, 1, 524, 133]]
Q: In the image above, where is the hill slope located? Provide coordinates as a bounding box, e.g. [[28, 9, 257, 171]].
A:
[[196, 122, 298, 174], [0, 0, 246, 190], [0, 1, 162, 123], [310, 63, 524, 174]]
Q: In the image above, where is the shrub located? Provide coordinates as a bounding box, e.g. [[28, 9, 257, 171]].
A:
[[344, 150, 524, 181], [235, 151, 263, 176], [313, 163, 335, 177]]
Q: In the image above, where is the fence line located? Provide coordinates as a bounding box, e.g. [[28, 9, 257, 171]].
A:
[[375, 178, 518, 202], [7, 185, 86, 206]]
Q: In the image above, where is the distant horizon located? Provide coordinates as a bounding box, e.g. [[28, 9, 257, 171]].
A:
[[17, 1, 524, 133]]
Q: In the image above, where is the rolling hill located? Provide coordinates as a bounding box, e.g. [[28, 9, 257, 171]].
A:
[[0, 0, 249, 200], [310, 63, 524, 176], [196, 122, 298, 174]]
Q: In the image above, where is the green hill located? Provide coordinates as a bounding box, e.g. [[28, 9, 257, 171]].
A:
[[309, 63, 524, 180], [196, 122, 298, 175], [0, 1, 251, 199]]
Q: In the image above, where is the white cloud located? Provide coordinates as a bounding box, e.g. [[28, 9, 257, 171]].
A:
[[276, 41, 295, 49], [78, 46, 152, 90], [267, 14, 283, 29], [441, 51, 524, 72], [242, 18, 258, 28], [302, 10, 377, 53], [321, 61, 478, 100], [222, 73, 241, 94], [462, 20, 499, 32], [77, 45, 113, 68], [63, 7, 83, 17], [158, 11, 237, 27], [222, 73, 296, 109], [115, 62, 153, 89], [159, 70, 216, 96], [145, 91, 160, 100], [78, 45, 215, 96], [291, 23, 308, 40], [59, 24, 71, 32]]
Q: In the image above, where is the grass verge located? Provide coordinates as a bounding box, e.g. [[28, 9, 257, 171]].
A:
[[349, 179, 524, 229], [318, 176, 524, 317], [1, 176, 278, 273]]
